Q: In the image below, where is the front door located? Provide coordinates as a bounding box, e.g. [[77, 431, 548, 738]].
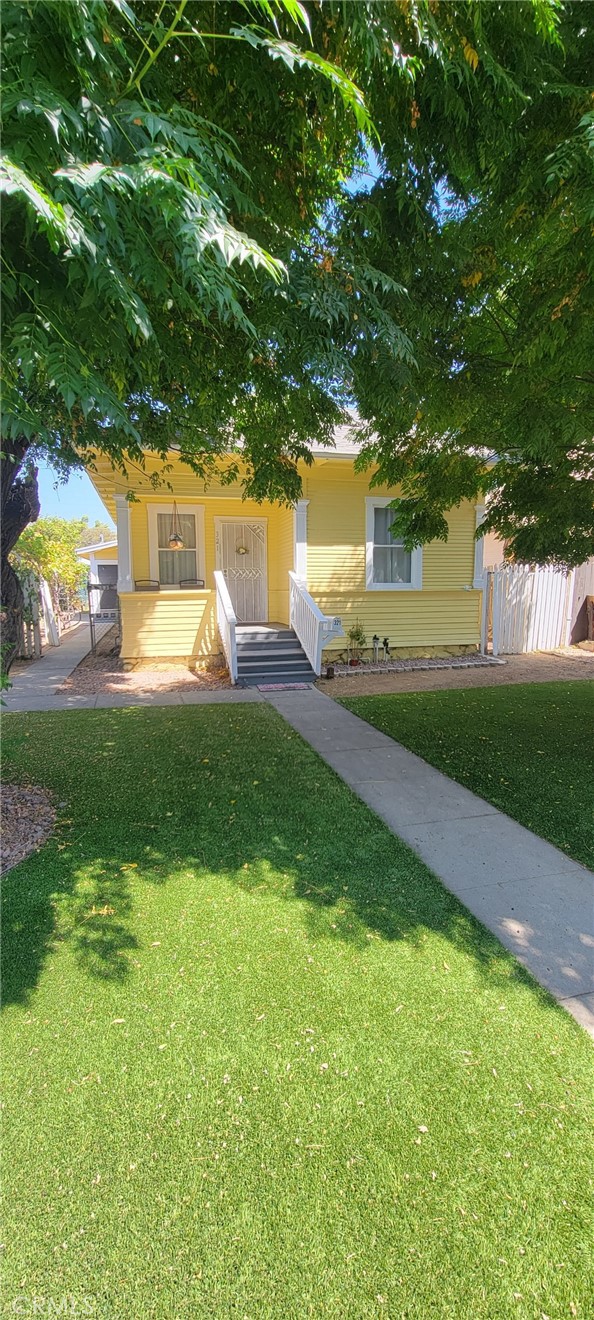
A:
[[215, 519, 268, 622]]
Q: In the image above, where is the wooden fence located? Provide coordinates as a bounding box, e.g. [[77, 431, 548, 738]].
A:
[[481, 564, 574, 656]]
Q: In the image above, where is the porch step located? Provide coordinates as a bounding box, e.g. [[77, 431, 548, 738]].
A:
[[235, 624, 316, 685], [239, 671, 316, 687], [239, 659, 314, 675], [236, 645, 306, 659], [236, 630, 298, 646]]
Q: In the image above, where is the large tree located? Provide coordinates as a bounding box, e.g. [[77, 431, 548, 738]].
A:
[[346, 1, 594, 566], [2, 0, 586, 663], [0, 0, 403, 662], [12, 517, 89, 613]]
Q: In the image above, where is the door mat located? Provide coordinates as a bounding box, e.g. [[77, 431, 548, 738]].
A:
[[257, 682, 313, 691]]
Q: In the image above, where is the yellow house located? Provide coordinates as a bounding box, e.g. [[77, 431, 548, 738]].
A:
[[87, 430, 485, 684]]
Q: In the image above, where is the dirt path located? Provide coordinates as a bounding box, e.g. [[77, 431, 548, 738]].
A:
[[318, 648, 594, 697]]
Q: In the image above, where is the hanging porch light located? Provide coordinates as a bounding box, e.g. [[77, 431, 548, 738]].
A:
[[168, 501, 184, 551]]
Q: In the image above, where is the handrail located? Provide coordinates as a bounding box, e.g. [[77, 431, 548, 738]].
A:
[[288, 570, 343, 675], [214, 570, 237, 684]]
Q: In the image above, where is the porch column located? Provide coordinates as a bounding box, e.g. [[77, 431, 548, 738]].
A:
[[293, 498, 309, 583], [115, 495, 133, 592], [473, 503, 486, 589]]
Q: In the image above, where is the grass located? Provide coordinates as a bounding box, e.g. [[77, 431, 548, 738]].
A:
[[341, 680, 594, 869], [2, 704, 593, 1319]]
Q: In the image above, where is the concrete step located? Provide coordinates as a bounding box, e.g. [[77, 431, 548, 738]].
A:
[[239, 671, 316, 687]]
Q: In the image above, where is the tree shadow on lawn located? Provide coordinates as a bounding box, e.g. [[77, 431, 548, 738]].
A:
[[1, 793, 554, 1017], [0, 701, 563, 1017]]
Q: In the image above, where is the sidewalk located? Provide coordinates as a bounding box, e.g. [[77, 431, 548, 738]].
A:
[[5, 623, 95, 709], [262, 687, 594, 1036], [4, 627, 266, 711]]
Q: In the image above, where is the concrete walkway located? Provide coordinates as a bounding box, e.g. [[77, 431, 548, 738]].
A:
[[4, 626, 266, 712], [262, 687, 594, 1036], [5, 623, 95, 709], [4, 684, 265, 712]]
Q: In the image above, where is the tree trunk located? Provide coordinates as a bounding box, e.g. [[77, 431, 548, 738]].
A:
[[1, 438, 40, 671]]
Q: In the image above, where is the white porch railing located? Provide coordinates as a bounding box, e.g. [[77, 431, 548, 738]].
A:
[[289, 571, 343, 675], [214, 570, 238, 684]]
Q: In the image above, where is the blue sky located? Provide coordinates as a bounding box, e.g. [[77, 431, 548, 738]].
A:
[[37, 460, 115, 530]]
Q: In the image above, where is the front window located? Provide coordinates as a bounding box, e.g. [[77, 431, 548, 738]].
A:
[[365, 498, 422, 590], [372, 506, 412, 584], [156, 511, 198, 584]]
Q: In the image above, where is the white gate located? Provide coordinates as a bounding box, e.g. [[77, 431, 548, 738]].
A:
[[215, 518, 267, 622], [483, 564, 573, 655]]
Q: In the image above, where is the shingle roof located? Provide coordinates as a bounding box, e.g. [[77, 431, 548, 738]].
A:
[[309, 424, 363, 457]]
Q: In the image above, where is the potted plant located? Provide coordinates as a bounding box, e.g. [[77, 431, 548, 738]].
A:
[[347, 620, 367, 666]]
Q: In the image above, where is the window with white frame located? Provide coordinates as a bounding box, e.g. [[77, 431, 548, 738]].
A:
[[148, 505, 205, 586], [365, 498, 422, 590]]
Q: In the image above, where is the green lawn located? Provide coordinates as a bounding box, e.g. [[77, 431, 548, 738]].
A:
[[2, 705, 592, 1319], [341, 680, 594, 869]]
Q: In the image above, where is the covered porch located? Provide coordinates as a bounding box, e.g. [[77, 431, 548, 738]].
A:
[[115, 495, 341, 678]]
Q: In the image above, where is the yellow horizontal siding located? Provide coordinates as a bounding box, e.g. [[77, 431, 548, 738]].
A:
[[120, 591, 216, 659], [125, 484, 293, 625], [92, 451, 481, 657], [305, 466, 475, 593], [317, 593, 481, 651], [303, 464, 480, 649], [88, 546, 116, 562]]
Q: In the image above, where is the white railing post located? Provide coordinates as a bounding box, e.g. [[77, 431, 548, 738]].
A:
[[115, 495, 134, 593], [214, 570, 237, 684], [288, 570, 343, 675]]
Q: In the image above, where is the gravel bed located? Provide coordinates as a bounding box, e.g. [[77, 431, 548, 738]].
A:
[[329, 654, 505, 676], [1, 784, 55, 874], [57, 627, 230, 696]]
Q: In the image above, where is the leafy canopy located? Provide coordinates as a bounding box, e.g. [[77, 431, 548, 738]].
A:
[[1, 0, 591, 564], [346, 1, 594, 566], [1, 0, 399, 505]]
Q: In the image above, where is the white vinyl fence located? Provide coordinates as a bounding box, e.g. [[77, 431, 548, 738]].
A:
[[482, 564, 574, 656]]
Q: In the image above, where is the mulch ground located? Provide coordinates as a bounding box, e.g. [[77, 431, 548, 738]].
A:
[[57, 627, 231, 696], [1, 783, 56, 874]]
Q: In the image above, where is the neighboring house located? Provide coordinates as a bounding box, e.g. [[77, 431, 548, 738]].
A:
[[85, 430, 485, 683], [76, 538, 118, 613]]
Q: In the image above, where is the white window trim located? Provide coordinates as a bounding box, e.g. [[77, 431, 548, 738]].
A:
[[473, 504, 486, 588], [88, 554, 118, 582], [147, 503, 206, 586], [365, 497, 422, 591]]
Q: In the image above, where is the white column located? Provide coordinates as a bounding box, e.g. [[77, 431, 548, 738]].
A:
[[473, 503, 486, 588], [293, 499, 309, 583], [115, 495, 133, 592]]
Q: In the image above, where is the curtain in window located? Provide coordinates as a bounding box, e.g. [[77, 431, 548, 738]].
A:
[[157, 513, 198, 584], [373, 507, 411, 583]]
